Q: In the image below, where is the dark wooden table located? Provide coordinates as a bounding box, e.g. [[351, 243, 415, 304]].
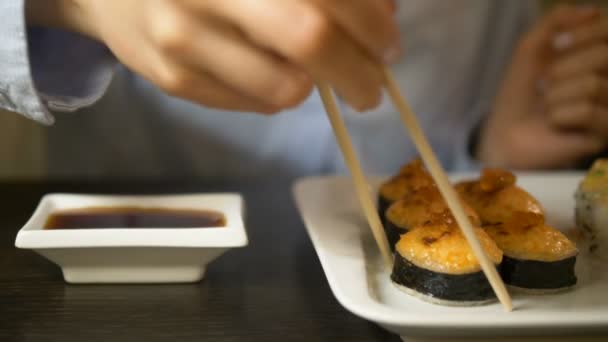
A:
[[0, 181, 399, 341]]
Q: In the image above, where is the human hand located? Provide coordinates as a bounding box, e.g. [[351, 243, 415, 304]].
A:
[[28, 0, 400, 113], [478, 5, 608, 169]]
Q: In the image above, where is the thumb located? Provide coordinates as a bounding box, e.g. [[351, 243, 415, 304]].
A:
[[386, 0, 396, 13]]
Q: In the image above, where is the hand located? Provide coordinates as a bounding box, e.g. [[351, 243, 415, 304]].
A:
[[27, 0, 401, 113], [545, 16, 608, 149], [477, 5, 608, 169]]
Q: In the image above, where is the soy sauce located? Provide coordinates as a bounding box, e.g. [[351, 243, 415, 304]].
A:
[[44, 207, 226, 229]]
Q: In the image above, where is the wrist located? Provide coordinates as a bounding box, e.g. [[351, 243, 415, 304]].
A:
[[476, 117, 509, 168], [25, 0, 100, 40]]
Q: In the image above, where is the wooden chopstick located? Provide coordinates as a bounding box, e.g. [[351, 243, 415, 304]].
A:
[[317, 82, 394, 269], [382, 68, 513, 312]]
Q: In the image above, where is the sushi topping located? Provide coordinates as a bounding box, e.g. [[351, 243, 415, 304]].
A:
[[396, 225, 503, 275], [456, 176, 544, 226], [422, 231, 451, 246], [397, 158, 426, 177], [485, 213, 578, 262], [422, 236, 438, 245], [500, 212, 544, 233], [386, 186, 481, 230], [479, 169, 516, 193], [379, 158, 434, 202]]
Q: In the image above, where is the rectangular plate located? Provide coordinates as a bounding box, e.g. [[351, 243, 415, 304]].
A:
[[293, 173, 608, 338]]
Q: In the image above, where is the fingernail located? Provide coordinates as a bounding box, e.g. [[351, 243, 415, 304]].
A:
[[553, 32, 573, 50], [383, 44, 402, 64]]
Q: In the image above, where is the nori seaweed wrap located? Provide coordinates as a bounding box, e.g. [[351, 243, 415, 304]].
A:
[[484, 212, 578, 292], [391, 224, 503, 306]]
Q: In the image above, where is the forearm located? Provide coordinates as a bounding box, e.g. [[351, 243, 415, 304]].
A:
[[25, 0, 97, 39]]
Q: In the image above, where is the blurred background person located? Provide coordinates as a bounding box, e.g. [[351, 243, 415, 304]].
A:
[[0, 0, 607, 182]]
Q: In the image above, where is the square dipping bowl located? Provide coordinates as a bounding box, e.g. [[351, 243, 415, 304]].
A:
[[15, 193, 247, 284]]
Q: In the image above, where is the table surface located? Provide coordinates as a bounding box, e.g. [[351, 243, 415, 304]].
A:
[[0, 181, 399, 341]]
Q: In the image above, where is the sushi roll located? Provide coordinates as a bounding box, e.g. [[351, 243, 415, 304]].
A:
[[456, 168, 544, 225], [378, 159, 433, 223], [575, 159, 608, 253], [484, 212, 578, 292], [384, 186, 481, 251], [391, 224, 503, 306]]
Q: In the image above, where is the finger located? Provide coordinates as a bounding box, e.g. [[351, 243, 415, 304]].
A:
[[548, 133, 605, 167], [152, 59, 281, 114], [519, 4, 583, 55], [510, 119, 604, 169], [554, 17, 608, 51], [205, 0, 384, 110], [549, 102, 608, 136], [549, 44, 608, 81], [558, 5, 602, 28], [147, 10, 314, 110], [311, 0, 401, 63], [545, 74, 608, 107]]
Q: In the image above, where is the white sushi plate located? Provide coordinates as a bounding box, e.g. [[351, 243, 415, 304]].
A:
[[293, 173, 608, 341]]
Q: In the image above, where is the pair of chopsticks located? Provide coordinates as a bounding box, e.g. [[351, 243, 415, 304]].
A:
[[317, 67, 513, 312]]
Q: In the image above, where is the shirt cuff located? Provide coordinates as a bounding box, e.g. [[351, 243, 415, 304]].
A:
[[0, 0, 116, 125], [0, 0, 49, 123], [29, 28, 117, 116]]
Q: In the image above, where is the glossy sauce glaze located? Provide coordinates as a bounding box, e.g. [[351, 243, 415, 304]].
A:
[[455, 169, 544, 225], [395, 224, 503, 275], [484, 212, 578, 262], [386, 186, 481, 230], [379, 159, 434, 202], [44, 207, 226, 229]]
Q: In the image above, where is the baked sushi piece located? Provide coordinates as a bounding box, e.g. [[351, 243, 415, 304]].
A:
[[378, 159, 433, 223], [484, 212, 578, 292], [456, 168, 544, 225], [391, 224, 503, 306], [384, 186, 481, 251], [575, 159, 608, 253]]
